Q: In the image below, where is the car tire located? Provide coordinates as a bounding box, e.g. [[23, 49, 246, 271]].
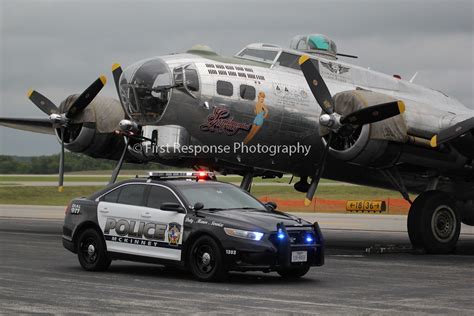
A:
[[407, 191, 461, 254], [188, 235, 227, 282], [277, 266, 310, 278], [77, 228, 111, 271]]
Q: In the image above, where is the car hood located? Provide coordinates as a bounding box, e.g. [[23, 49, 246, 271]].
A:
[[203, 209, 312, 232]]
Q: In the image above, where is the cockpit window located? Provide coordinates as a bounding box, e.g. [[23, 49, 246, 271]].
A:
[[237, 48, 278, 63], [185, 68, 199, 92], [276, 52, 301, 70]]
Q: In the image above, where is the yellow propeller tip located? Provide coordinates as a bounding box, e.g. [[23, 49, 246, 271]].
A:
[[27, 89, 34, 97], [112, 63, 121, 71], [304, 198, 312, 207], [58, 186, 64, 193], [430, 135, 437, 148], [298, 55, 310, 65], [99, 75, 107, 85], [397, 100, 406, 114]]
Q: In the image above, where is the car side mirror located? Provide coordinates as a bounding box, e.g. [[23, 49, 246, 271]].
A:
[[193, 202, 204, 211], [160, 202, 185, 213], [265, 201, 277, 211]]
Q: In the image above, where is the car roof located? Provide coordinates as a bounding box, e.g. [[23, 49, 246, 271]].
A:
[[87, 178, 234, 200]]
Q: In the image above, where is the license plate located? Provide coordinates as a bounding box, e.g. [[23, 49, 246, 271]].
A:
[[291, 251, 307, 262]]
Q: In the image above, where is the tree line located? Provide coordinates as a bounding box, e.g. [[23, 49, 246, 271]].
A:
[[0, 153, 160, 174]]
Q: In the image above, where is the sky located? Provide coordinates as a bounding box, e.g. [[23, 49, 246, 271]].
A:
[[0, 0, 473, 156]]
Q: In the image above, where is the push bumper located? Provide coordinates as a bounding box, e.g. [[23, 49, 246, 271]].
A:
[[224, 222, 325, 272]]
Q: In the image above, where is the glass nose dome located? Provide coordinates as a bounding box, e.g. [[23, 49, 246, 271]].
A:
[[119, 58, 172, 124]]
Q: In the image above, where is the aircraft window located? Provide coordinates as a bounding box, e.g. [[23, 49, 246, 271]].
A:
[[240, 85, 256, 100], [184, 68, 199, 92], [276, 52, 301, 70], [147, 186, 180, 209], [216, 80, 233, 97], [101, 188, 121, 203], [117, 184, 147, 206], [237, 48, 278, 63]]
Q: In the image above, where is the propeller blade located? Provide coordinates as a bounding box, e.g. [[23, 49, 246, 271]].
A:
[[298, 55, 335, 114], [304, 133, 333, 206], [27, 90, 59, 115], [430, 117, 474, 147], [109, 137, 129, 185], [58, 127, 65, 192], [66, 76, 107, 118], [340, 101, 405, 125], [112, 63, 123, 105], [340, 101, 405, 126]]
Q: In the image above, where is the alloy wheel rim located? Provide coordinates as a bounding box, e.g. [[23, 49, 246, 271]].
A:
[[195, 244, 215, 274]]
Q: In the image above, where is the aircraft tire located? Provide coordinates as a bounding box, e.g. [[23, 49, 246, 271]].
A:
[[407, 191, 460, 254]]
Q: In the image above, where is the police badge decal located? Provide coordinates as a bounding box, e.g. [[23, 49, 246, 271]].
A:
[[167, 222, 182, 245]]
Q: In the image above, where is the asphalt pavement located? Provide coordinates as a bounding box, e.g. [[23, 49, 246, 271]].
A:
[[0, 208, 473, 314]]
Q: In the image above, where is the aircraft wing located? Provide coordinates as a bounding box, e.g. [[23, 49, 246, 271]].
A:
[[430, 116, 474, 158], [0, 117, 54, 135], [431, 117, 474, 147]]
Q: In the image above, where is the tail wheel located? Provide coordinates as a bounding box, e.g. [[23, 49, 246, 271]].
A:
[[188, 235, 227, 282], [77, 228, 111, 271], [407, 191, 461, 254]]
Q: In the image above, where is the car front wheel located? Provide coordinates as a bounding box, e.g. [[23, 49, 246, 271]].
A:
[[188, 235, 227, 282], [77, 228, 111, 271]]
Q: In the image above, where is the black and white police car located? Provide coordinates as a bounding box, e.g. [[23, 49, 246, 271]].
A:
[[63, 171, 324, 281]]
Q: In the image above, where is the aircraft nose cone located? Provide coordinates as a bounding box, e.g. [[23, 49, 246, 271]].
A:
[[119, 58, 172, 124]]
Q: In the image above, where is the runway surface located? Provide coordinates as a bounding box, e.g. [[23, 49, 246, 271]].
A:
[[0, 207, 473, 314]]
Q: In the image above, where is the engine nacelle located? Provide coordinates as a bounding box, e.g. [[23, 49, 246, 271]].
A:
[[55, 95, 128, 160], [322, 90, 408, 166]]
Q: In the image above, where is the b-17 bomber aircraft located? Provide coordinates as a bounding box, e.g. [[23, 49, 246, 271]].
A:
[[2, 34, 473, 254]]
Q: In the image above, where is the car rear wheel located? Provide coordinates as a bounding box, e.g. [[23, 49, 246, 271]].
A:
[[277, 266, 310, 278], [188, 236, 227, 282], [77, 228, 111, 271]]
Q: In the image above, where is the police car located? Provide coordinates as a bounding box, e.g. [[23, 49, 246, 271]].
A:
[[62, 171, 324, 281]]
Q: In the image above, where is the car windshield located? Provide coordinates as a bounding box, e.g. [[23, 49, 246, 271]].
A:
[[179, 183, 266, 211]]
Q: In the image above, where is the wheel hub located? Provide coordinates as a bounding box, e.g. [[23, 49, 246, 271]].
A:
[[431, 206, 456, 242], [87, 244, 96, 256], [201, 252, 211, 266]]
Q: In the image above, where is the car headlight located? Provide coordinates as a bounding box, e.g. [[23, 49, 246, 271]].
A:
[[224, 228, 264, 241]]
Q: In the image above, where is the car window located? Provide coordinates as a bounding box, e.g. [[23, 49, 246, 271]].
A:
[[101, 187, 121, 203], [179, 183, 266, 211], [117, 184, 147, 206], [216, 80, 233, 97], [147, 186, 180, 209], [240, 84, 256, 100]]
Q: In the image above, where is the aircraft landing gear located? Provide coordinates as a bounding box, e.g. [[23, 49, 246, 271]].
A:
[[240, 172, 253, 192], [407, 190, 461, 254]]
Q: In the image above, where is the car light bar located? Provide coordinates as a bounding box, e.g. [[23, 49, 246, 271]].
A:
[[148, 171, 216, 180]]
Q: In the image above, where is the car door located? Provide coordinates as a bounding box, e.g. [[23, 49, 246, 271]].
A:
[[97, 183, 147, 255], [134, 184, 186, 261]]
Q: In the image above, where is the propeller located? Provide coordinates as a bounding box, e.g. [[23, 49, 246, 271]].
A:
[[27, 76, 107, 192], [298, 55, 405, 206], [109, 63, 133, 184]]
